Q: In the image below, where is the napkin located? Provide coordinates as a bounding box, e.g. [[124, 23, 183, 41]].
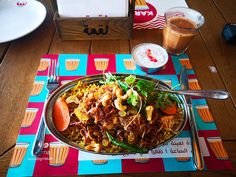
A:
[[56, 0, 129, 18], [147, 0, 188, 16], [134, 0, 188, 29]]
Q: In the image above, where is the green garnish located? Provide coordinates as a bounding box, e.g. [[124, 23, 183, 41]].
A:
[[125, 75, 136, 85], [136, 80, 156, 97], [127, 91, 139, 107], [117, 80, 129, 91], [103, 73, 180, 110], [106, 131, 148, 153], [168, 94, 181, 104], [100, 72, 120, 85], [154, 92, 179, 109]]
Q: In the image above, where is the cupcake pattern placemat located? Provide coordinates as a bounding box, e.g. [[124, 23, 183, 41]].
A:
[[7, 54, 232, 177]]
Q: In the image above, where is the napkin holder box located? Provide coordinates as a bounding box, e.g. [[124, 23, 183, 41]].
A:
[[50, 0, 135, 40]]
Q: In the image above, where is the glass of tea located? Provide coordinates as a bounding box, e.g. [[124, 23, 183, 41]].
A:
[[162, 7, 205, 55]]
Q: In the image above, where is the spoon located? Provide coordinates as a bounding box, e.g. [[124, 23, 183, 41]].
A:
[[156, 89, 229, 100]]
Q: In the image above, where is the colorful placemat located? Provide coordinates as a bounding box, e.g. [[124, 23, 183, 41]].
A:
[[134, 0, 188, 29], [7, 54, 232, 177]]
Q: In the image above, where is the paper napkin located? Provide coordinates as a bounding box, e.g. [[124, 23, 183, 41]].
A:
[[56, 0, 129, 17], [134, 0, 188, 29]]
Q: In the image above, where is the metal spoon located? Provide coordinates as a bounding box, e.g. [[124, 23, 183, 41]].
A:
[[156, 89, 229, 99]]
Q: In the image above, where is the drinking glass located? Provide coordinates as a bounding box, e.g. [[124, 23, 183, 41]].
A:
[[162, 7, 205, 55]]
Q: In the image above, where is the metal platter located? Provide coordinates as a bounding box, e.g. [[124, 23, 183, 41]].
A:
[[44, 74, 188, 155]]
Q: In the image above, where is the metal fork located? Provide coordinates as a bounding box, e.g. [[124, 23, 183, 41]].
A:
[[32, 59, 59, 156]]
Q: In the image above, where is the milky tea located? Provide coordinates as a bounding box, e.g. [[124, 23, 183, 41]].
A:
[[162, 7, 204, 55]]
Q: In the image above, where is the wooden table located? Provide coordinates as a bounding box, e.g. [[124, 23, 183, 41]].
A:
[[0, 0, 235, 176]]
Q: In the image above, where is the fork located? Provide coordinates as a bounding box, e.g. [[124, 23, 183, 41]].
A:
[[32, 59, 59, 156]]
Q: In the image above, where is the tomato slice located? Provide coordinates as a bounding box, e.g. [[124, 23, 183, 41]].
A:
[[53, 97, 70, 131], [160, 102, 177, 115]]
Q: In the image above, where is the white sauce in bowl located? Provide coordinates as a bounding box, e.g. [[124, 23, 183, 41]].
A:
[[132, 43, 168, 68]]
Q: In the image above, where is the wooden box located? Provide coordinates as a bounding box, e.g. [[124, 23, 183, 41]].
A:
[[50, 0, 135, 40]]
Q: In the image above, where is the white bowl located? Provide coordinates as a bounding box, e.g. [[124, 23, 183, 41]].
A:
[[131, 43, 168, 73]]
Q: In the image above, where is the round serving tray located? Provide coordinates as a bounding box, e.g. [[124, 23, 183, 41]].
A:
[[44, 74, 188, 155]]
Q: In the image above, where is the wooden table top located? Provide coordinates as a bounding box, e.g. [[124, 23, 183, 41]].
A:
[[0, 0, 235, 176]]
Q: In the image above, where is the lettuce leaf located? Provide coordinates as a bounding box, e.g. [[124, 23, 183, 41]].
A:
[[125, 75, 136, 85], [127, 91, 138, 106]]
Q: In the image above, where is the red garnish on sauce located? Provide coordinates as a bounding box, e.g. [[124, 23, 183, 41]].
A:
[[145, 49, 158, 62]]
